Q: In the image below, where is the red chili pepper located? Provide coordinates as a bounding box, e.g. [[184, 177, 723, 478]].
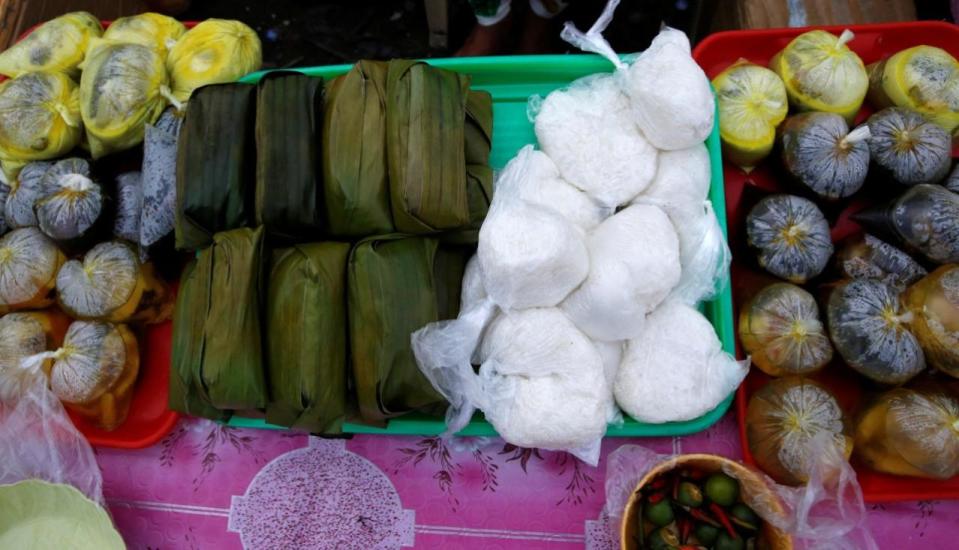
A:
[[649, 478, 668, 491], [679, 516, 692, 544], [688, 508, 720, 527], [647, 490, 667, 504], [710, 502, 739, 539]]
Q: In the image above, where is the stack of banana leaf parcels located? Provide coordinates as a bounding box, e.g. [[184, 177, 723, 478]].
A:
[[169, 60, 493, 433]]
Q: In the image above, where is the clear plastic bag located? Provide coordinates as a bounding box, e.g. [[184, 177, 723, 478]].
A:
[[602, 433, 877, 550], [561, 0, 714, 151], [477, 145, 589, 310], [0, 351, 104, 506]]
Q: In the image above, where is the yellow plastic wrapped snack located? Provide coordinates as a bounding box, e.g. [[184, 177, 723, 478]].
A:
[[867, 46, 959, 136], [0, 12, 102, 78], [855, 388, 959, 479], [167, 19, 262, 102], [80, 43, 172, 159], [0, 72, 81, 180], [770, 29, 868, 123], [99, 13, 186, 56]]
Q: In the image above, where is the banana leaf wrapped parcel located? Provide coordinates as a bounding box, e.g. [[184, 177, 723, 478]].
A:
[[466, 91, 494, 229], [323, 60, 393, 238], [266, 242, 350, 433], [170, 258, 228, 420], [386, 60, 471, 234], [255, 72, 325, 241], [348, 235, 470, 424], [169, 227, 267, 415], [175, 83, 256, 250]]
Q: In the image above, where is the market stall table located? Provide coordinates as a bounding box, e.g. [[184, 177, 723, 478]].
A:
[[99, 413, 959, 549]]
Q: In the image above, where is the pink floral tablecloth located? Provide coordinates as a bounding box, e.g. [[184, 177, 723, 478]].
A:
[[98, 413, 958, 549]]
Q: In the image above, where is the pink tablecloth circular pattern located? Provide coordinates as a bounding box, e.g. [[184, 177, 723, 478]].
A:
[[99, 413, 958, 549]]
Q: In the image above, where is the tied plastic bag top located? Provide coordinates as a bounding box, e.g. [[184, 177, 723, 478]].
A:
[[80, 42, 175, 159], [0, 72, 82, 181], [601, 435, 878, 550], [0, 327, 104, 506], [561, 203, 681, 342], [533, 73, 658, 208], [0, 12, 102, 78], [477, 146, 589, 310], [561, 0, 714, 151], [614, 300, 748, 424]]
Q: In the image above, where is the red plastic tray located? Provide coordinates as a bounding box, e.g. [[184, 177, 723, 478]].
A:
[[693, 21, 959, 503], [8, 19, 194, 448]]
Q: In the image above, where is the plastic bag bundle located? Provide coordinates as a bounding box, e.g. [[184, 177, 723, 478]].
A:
[[561, 0, 714, 151], [511, 145, 607, 231], [533, 73, 658, 207], [602, 435, 878, 550], [167, 19, 262, 102], [632, 144, 730, 304], [99, 12, 185, 55], [4, 161, 50, 229], [0, 344, 104, 506], [417, 307, 609, 465], [562, 204, 681, 341], [0, 12, 102, 78], [0, 72, 81, 180], [114, 172, 142, 243], [614, 300, 748, 423], [140, 109, 182, 251], [477, 146, 589, 309], [80, 42, 173, 158]]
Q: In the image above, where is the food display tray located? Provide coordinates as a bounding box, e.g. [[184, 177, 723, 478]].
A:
[[227, 55, 737, 437], [693, 21, 959, 502]]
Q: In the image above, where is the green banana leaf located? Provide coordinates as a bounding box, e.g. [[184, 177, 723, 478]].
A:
[[200, 226, 268, 410], [465, 90, 492, 166], [255, 71, 325, 241], [348, 235, 469, 424], [466, 164, 493, 229], [175, 83, 256, 250], [323, 60, 394, 238], [265, 242, 351, 433], [169, 259, 230, 421], [386, 60, 471, 234]]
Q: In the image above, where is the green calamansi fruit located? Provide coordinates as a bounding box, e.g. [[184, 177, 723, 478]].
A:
[[645, 499, 675, 527], [730, 503, 760, 532], [705, 473, 740, 506], [693, 523, 720, 545], [715, 531, 746, 550]]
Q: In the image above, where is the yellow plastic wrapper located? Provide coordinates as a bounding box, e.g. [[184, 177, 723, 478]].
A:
[[855, 388, 959, 479], [80, 42, 173, 159], [738, 282, 833, 377], [713, 59, 788, 171], [166, 19, 262, 102], [746, 376, 852, 485], [47, 321, 140, 431], [867, 45, 959, 136], [769, 29, 868, 123], [0, 12, 102, 78], [99, 13, 186, 56], [0, 72, 81, 180], [905, 265, 959, 378]]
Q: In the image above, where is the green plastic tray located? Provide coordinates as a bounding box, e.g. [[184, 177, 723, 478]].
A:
[[229, 55, 735, 437]]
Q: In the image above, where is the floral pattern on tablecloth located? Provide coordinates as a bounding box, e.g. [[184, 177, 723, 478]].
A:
[[97, 413, 959, 549]]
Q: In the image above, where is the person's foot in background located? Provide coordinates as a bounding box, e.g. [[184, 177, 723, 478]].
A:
[[456, 0, 516, 56], [517, 0, 569, 53]]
